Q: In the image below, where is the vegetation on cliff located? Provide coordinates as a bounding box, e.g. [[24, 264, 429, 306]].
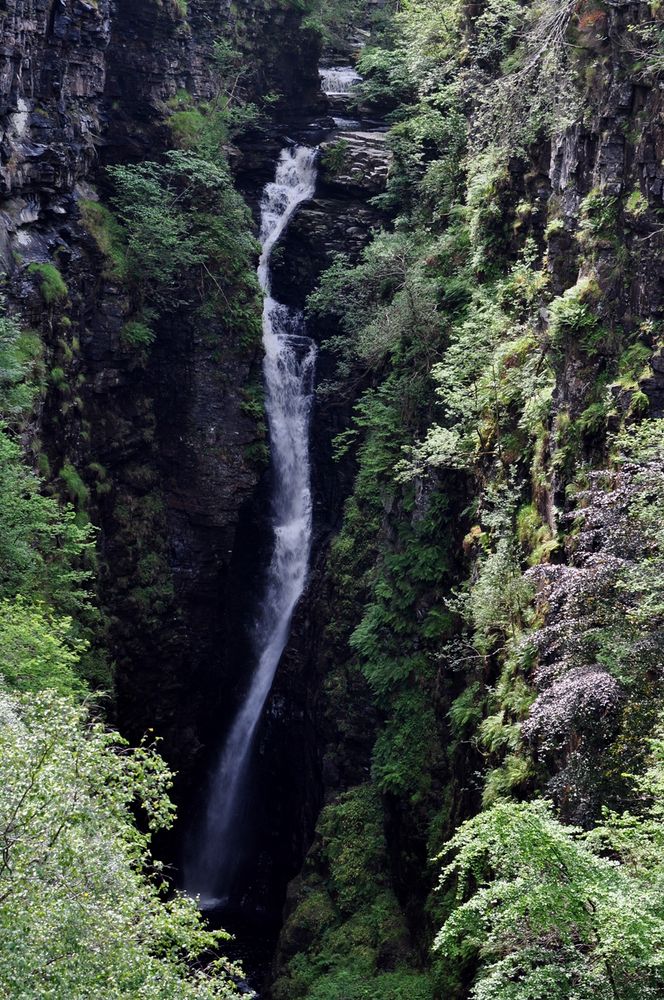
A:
[[0, 284, 243, 996], [274, 0, 664, 997], [2, 0, 664, 995]]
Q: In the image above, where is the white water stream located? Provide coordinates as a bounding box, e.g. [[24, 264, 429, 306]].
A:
[[184, 146, 318, 906], [319, 65, 361, 96]]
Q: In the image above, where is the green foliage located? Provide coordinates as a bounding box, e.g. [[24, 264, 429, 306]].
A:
[[373, 688, 440, 799], [321, 139, 350, 175], [435, 798, 664, 999], [319, 786, 385, 911], [0, 300, 40, 417], [79, 199, 129, 281], [0, 287, 240, 991], [448, 682, 484, 737], [0, 430, 93, 616], [625, 187, 648, 217], [0, 598, 87, 698], [469, 538, 533, 648], [309, 231, 441, 399], [613, 341, 652, 390], [27, 262, 68, 305], [282, 1, 664, 996], [60, 461, 90, 507], [273, 785, 426, 1000], [548, 278, 604, 353], [467, 148, 511, 272], [307, 968, 433, 1000], [302, 0, 375, 53], [120, 318, 156, 348], [577, 399, 608, 437], [109, 489, 175, 624], [516, 504, 556, 565], [579, 188, 620, 244], [355, 45, 414, 112], [108, 150, 260, 337], [0, 689, 242, 998]]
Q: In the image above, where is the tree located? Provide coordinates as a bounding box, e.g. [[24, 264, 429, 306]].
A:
[[434, 797, 664, 1000], [0, 689, 242, 999]]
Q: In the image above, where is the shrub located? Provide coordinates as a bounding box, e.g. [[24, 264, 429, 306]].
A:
[[321, 139, 350, 175], [0, 598, 86, 698], [548, 278, 602, 351], [625, 188, 648, 218], [0, 301, 38, 417], [120, 319, 156, 348]]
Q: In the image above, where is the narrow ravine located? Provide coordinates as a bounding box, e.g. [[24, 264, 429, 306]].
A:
[[184, 146, 318, 908]]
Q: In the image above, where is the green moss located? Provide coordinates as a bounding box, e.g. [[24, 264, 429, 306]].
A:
[[372, 689, 440, 801], [274, 782, 425, 1000], [59, 462, 89, 507], [629, 389, 650, 417], [544, 216, 565, 239], [79, 199, 129, 282], [307, 968, 434, 1000], [50, 366, 67, 389], [87, 461, 107, 481], [319, 786, 385, 912], [625, 187, 648, 217], [27, 263, 68, 304]]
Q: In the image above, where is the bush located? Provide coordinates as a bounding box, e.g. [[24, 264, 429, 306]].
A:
[[0, 598, 86, 698], [0, 301, 39, 416], [548, 278, 602, 351]]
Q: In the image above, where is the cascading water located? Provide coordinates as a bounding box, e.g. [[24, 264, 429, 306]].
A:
[[184, 145, 318, 907], [319, 65, 361, 96]]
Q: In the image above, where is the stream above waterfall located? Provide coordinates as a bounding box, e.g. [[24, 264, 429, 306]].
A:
[[318, 65, 361, 96]]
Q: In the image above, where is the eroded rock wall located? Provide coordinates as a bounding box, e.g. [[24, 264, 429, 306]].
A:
[[0, 0, 321, 781]]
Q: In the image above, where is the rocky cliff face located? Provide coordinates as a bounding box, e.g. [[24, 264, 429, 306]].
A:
[[0, 0, 391, 937], [208, 115, 392, 931], [267, 5, 664, 997], [0, 0, 322, 780]]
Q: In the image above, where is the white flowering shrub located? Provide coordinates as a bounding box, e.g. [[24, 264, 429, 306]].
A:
[[521, 422, 664, 820]]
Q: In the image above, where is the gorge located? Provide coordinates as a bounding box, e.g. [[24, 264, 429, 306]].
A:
[[185, 143, 318, 911], [0, 0, 664, 998]]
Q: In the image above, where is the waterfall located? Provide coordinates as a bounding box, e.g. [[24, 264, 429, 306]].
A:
[[184, 145, 318, 907], [319, 65, 361, 96]]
